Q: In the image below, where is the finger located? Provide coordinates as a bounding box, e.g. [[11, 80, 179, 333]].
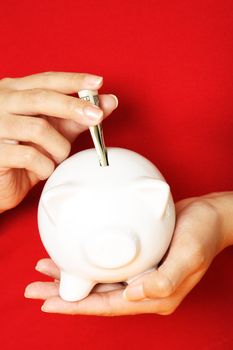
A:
[[41, 289, 158, 316], [0, 143, 55, 180], [99, 94, 118, 117], [3, 89, 108, 126], [24, 281, 124, 301], [175, 197, 196, 213], [124, 222, 207, 301], [145, 268, 208, 315], [52, 93, 118, 142], [25, 281, 59, 300], [0, 115, 71, 163], [25, 269, 205, 316], [124, 250, 204, 301], [1, 72, 103, 93], [93, 283, 124, 293], [35, 258, 60, 279]]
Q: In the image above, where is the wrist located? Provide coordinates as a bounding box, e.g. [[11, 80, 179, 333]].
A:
[[201, 192, 233, 249]]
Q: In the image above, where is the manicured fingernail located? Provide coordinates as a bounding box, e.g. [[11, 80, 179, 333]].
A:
[[123, 284, 145, 301], [109, 94, 118, 109], [84, 75, 103, 87], [83, 105, 103, 121]]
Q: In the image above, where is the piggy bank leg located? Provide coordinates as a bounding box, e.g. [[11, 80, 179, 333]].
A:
[[59, 271, 95, 302]]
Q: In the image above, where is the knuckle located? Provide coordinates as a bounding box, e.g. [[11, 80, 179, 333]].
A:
[[182, 242, 206, 271], [62, 141, 71, 159], [201, 199, 220, 223], [144, 272, 174, 298], [56, 141, 71, 163], [190, 248, 206, 270], [35, 159, 55, 180], [30, 118, 49, 137], [187, 199, 218, 220], [39, 71, 55, 85], [44, 161, 55, 178], [23, 147, 37, 163], [156, 279, 174, 298], [30, 88, 48, 104], [0, 90, 18, 110], [70, 72, 84, 83], [66, 97, 78, 113]]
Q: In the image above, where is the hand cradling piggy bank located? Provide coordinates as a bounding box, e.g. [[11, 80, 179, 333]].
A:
[[38, 148, 176, 301]]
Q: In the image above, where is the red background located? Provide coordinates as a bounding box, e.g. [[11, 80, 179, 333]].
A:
[[0, 0, 233, 349]]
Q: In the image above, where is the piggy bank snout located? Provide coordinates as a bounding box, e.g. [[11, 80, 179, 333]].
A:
[[84, 230, 139, 269]]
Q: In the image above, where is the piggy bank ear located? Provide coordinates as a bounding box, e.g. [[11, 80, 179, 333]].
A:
[[131, 177, 170, 218], [40, 184, 75, 224]]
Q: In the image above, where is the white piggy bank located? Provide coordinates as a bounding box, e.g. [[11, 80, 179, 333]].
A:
[[38, 148, 175, 301]]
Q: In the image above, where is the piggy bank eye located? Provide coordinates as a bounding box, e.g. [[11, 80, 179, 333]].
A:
[[130, 177, 171, 218]]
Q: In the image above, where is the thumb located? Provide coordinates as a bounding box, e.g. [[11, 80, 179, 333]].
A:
[[123, 241, 202, 301], [123, 202, 210, 301], [123, 262, 181, 301]]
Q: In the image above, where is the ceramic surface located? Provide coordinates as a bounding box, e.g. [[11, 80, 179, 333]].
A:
[[38, 148, 176, 301]]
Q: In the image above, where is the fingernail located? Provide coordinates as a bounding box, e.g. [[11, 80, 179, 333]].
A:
[[24, 289, 30, 298], [35, 263, 51, 277], [41, 304, 49, 312], [84, 75, 103, 87], [35, 262, 45, 272], [123, 284, 145, 301], [41, 303, 54, 313], [109, 94, 118, 109], [24, 286, 34, 298], [83, 105, 103, 121]]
